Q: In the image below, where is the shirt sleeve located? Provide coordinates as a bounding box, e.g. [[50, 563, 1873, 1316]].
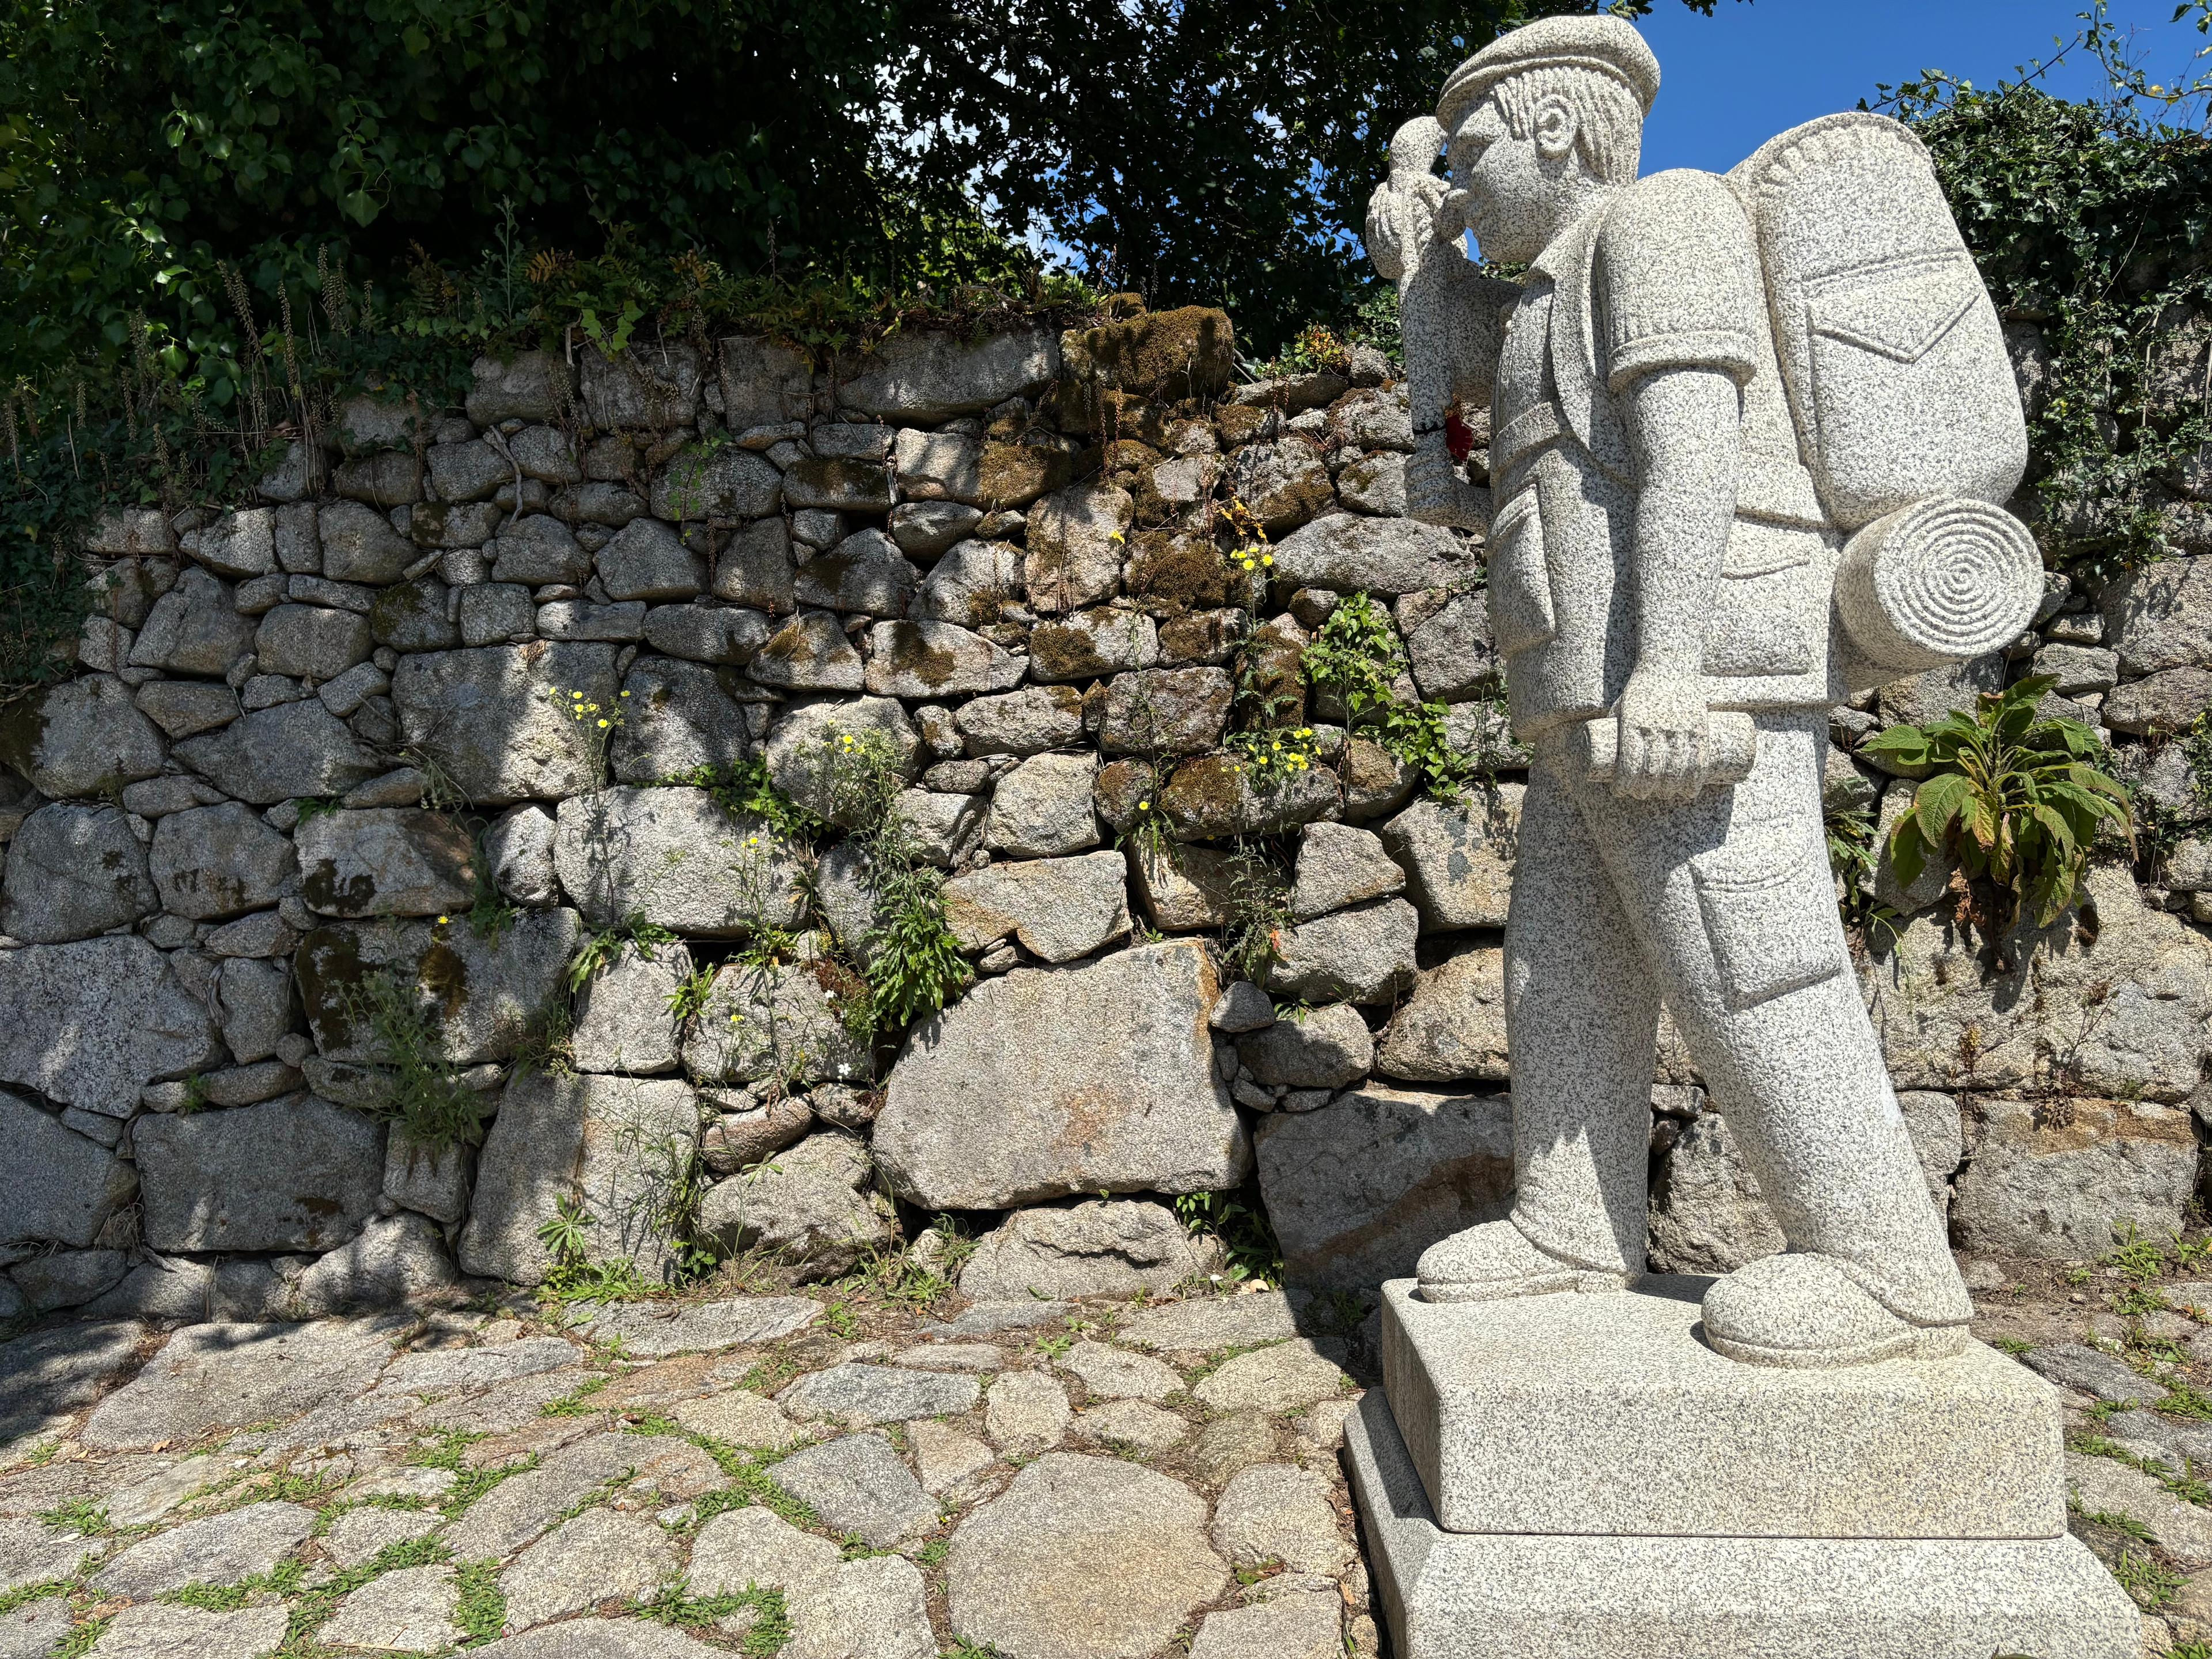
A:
[[1594, 169, 1764, 393]]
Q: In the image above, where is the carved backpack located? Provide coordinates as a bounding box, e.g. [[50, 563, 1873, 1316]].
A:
[[1727, 111, 2028, 534]]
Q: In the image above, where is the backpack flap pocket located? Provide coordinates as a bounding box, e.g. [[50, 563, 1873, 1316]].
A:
[[1801, 251, 2027, 527], [1806, 253, 1978, 364], [1689, 824, 1844, 1011], [1486, 487, 1557, 660]]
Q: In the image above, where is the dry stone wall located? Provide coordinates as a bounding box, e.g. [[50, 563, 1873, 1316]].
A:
[[2, 306, 2209, 1324]]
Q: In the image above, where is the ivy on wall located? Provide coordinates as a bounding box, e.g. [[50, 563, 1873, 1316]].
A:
[[1889, 9, 2212, 579]]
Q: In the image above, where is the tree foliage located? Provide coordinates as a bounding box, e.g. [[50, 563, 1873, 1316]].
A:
[[880, 0, 1721, 353], [0, 0, 991, 377], [1887, 6, 2212, 575], [0, 0, 1728, 385]]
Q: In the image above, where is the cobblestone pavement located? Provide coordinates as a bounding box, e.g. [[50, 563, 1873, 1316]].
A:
[[0, 1285, 1377, 1658], [5, 1253, 2203, 1659]]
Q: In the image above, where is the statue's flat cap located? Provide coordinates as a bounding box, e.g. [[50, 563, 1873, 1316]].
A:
[[1437, 16, 1660, 132]]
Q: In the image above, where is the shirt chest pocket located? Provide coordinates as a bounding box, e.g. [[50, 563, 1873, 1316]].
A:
[[1486, 487, 1559, 661]]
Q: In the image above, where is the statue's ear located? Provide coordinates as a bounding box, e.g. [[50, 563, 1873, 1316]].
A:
[[1531, 94, 1578, 164]]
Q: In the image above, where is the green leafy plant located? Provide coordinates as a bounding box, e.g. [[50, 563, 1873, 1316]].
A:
[[1173, 1185, 1285, 1289], [1862, 676, 2133, 934], [670, 758, 823, 844], [862, 864, 969, 1032], [1300, 590, 1469, 800], [544, 683, 630, 790], [453, 1558, 507, 1644], [1825, 803, 1904, 943], [334, 969, 486, 1154], [1220, 846, 1291, 984], [567, 911, 680, 992], [1224, 725, 1321, 785], [666, 967, 719, 1023], [632, 1580, 790, 1654], [535, 1195, 596, 1275], [513, 1002, 575, 1081]]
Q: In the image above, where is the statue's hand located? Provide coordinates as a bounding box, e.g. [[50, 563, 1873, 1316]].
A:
[[1406, 431, 1491, 531], [1613, 666, 1711, 802], [1366, 118, 1452, 281], [1365, 178, 1428, 282]]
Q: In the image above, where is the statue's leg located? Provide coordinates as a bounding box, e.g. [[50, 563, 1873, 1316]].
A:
[[1575, 713, 1971, 1365], [1415, 756, 1657, 1301]]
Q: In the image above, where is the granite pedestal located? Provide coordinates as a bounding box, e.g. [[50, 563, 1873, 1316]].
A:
[[1344, 1278, 2138, 1659]]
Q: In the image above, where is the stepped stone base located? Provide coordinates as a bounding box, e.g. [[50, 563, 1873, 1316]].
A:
[[1349, 1279, 2138, 1659], [1379, 1275, 2062, 1537], [1346, 1391, 2137, 1659]]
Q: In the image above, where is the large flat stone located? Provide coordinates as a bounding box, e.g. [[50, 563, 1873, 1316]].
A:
[[581, 1297, 821, 1356], [1380, 1279, 2061, 1539], [460, 1620, 729, 1659], [552, 787, 807, 937], [874, 941, 1249, 1210], [946, 1453, 1227, 1659], [1950, 1094, 2199, 1258], [1868, 865, 2212, 1103], [390, 642, 621, 804], [135, 1097, 385, 1253], [442, 1433, 712, 1562], [90, 1500, 317, 1596], [839, 325, 1058, 423], [1345, 1392, 2135, 1659], [0, 937, 222, 1120], [764, 1431, 936, 1547], [0, 803, 156, 942], [501, 1508, 680, 1630], [1271, 516, 1476, 596], [294, 908, 581, 1066], [777, 1363, 980, 1426], [1255, 1086, 1513, 1293], [82, 1320, 399, 1451], [957, 1200, 1211, 1301], [0, 1089, 137, 1247], [0, 1321, 145, 1439], [1118, 1292, 1300, 1353], [84, 1603, 291, 1659], [784, 1554, 936, 1659], [320, 1564, 462, 1651], [173, 700, 382, 804], [458, 1073, 699, 1285], [0, 673, 166, 798]]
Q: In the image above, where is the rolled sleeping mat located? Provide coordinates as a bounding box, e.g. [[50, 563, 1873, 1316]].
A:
[[1833, 495, 2043, 680], [1574, 711, 1758, 786]]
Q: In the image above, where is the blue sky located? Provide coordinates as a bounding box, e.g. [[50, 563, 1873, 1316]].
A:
[[1633, 0, 2211, 173]]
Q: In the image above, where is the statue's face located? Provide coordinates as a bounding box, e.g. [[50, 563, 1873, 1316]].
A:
[[1448, 93, 1583, 266]]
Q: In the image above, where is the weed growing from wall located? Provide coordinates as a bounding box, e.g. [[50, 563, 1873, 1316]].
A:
[[819, 731, 970, 1035], [1221, 842, 1293, 983], [1173, 1185, 1285, 1289], [1300, 591, 1469, 800], [334, 970, 486, 1154]]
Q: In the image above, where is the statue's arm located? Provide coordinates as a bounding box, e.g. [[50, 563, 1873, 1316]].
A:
[[1365, 118, 1511, 531], [1613, 366, 1738, 800]]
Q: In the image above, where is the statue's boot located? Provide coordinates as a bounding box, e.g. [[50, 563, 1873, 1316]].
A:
[[1702, 1253, 1970, 1368], [1416, 1217, 1635, 1304]]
